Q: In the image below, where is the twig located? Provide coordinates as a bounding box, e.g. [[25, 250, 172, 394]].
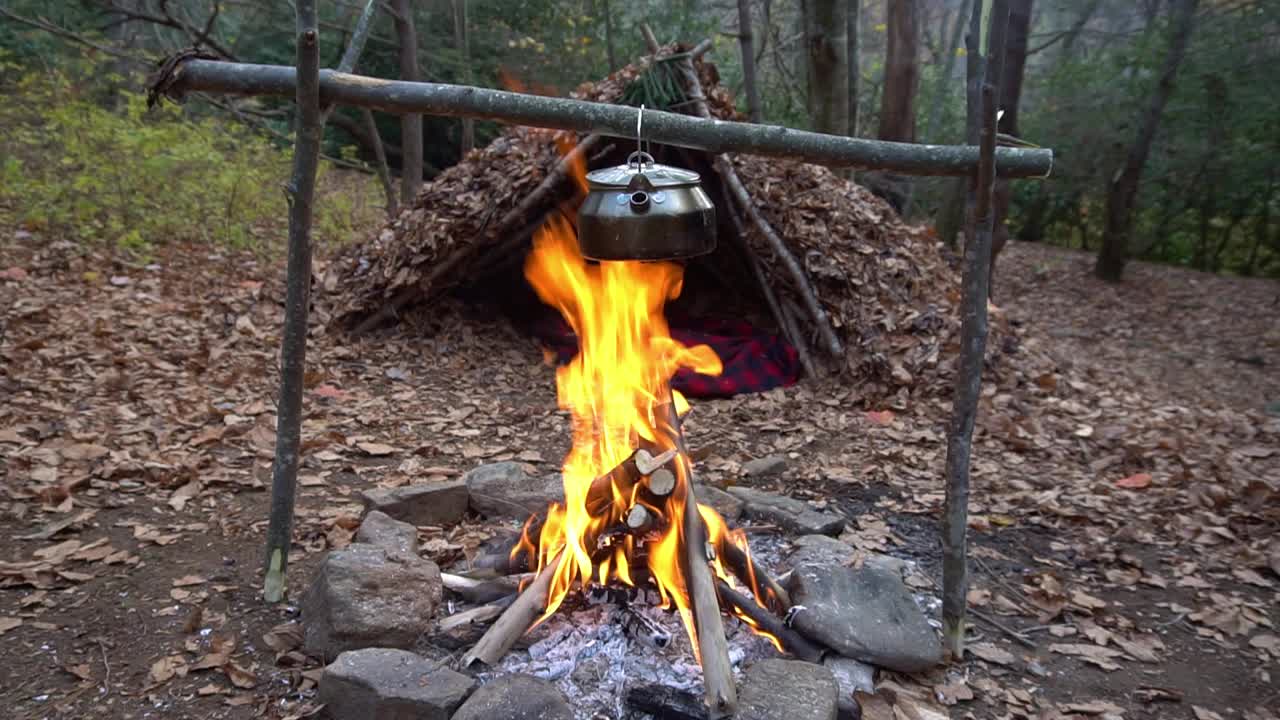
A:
[[0, 7, 153, 64], [970, 607, 1036, 648], [361, 107, 399, 216], [97, 639, 112, 697]]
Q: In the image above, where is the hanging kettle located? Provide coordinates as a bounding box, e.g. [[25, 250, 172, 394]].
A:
[[576, 107, 716, 261]]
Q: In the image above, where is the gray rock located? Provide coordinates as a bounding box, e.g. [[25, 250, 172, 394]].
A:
[[355, 511, 419, 556], [727, 487, 846, 536], [788, 535, 854, 567], [695, 484, 744, 522], [743, 455, 788, 478], [464, 462, 563, 519], [787, 564, 941, 673], [361, 481, 469, 527], [823, 656, 876, 720], [301, 544, 442, 659], [736, 659, 838, 720], [319, 648, 474, 720], [450, 674, 572, 720]]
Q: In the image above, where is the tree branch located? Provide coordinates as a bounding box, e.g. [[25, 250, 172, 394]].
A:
[[153, 58, 1054, 177]]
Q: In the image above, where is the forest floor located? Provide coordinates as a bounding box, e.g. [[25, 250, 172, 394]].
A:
[[0, 236, 1276, 720]]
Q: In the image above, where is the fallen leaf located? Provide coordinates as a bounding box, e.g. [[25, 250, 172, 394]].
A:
[[312, 384, 347, 400], [1049, 643, 1125, 671], [149, 654, 188, 684], [968, 642, 1016, 665], [1249, 633, 1279, 656], [0, 617, 22, 634], [60, 443, 110, 461], [1193, 707, 1226, 720], [172, 575, 207, 587], [1116, 634, 1165, 663], [1064, 700, 1126, 715], [356, 441, 397, 456], [865, 410, 895, 426], [63, 663, 94, 681], [1115, 472, 1152, 489], [934, 680, 974, 705], [223, 662, 257, 689]]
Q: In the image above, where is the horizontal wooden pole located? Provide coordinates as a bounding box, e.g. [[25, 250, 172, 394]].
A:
[[162, 58, 1054, 178]]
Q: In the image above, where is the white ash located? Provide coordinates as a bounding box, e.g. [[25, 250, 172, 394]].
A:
[[471, 531, 792, 720]]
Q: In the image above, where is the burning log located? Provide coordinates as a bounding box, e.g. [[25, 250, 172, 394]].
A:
[[714, 578, 825, 663], [462, 550, 565, 667], [625, 682, 709, 720], [646, 467, 677, 497], [718, 539, 791, 615], [665, 407, 737, 717], [622, 606, 673, 651], [584, 447, 677, 517], [626, 504, 662, 534]]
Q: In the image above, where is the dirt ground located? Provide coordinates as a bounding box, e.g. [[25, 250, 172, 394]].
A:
[[1, 237, 1276, 720]]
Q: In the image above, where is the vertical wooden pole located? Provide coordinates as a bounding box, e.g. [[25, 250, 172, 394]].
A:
[[940, 0, 1008, 659], [262, 0, 380, 604], [263, 0, 322, 603]]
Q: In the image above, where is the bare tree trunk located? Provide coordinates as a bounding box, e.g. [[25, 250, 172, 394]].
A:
[[603, 0, 618, 72], [737, 0, 764, 122], [264, 0, 322, 604], [392, 0, 423, 206], [879, 0, 919, 142], [1095, 0, 1199, 282], [361, 108, 399, 217], [803, 0, 850, 134], [1060, 0, 1102, 58], [989, 0, 1032, 297], [942, 0, 1009, 661], [846, 0, 860, 135], [453, 0, 474, 155]]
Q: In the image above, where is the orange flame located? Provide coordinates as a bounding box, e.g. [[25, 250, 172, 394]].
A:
[[517, 142, 783, 657]]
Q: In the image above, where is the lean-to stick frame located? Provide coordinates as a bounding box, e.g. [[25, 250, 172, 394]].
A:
[[149, 58, 1052, 178]]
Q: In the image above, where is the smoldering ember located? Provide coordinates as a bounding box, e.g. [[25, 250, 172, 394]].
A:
[[3, 2, 1280, 720]]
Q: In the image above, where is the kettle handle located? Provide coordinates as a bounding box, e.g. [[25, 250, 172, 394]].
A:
[[626, 151, 655, 171]]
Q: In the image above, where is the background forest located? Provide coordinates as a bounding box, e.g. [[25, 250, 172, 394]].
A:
[[1, 0, 1278, 278]]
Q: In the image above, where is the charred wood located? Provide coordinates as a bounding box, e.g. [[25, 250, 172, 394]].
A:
[[715, 578, 824, 663]]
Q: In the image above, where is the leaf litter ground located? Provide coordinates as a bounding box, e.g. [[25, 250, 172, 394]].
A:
[[0, 235, 1276, 720]]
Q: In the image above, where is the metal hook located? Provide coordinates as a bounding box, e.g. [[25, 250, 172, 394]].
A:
[[636, 104, 645, 159]]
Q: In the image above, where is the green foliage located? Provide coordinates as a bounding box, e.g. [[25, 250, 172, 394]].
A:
[[0, 53, 379, 256]]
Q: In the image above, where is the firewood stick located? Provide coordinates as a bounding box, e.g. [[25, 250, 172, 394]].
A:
[[717, 539, 791, 614], [440, 572, 525, 604], [461, 550, 565, 667], [626, 504, 661, 534], [645, 467, 677, 496], [662, 401, 736, 718], [715, 578, 825, 663], [437, 594, 516, 632]]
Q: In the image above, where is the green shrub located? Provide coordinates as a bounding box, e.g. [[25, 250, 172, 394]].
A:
[[0, 53, 381, 256]]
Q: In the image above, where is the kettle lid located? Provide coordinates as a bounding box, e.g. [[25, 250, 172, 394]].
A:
[[585, 152, 701, 189]]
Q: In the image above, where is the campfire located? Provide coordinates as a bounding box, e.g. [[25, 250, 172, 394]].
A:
[[457, 146, 815, 717]]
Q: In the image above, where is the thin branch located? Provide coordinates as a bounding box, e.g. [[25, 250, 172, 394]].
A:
[[0, 7, 153, 64]]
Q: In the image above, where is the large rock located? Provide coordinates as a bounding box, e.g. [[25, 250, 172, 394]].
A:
[[788, 536, 908, 579], [319, 648, 474, 720], [742, 455, 787, 478], [301, 543, 442, 659], [787, 564, 941, 673], [823, 656, 876, 720], [450, 674, 572, 720], [727, 487, 845, 535], [463, 462, 562, 519], [736, 659, 838, 720], [361, 481, 469, 527], [788, 535, 854, 567], [356, 511, 419, 556], [695, 484, 744, 522]]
